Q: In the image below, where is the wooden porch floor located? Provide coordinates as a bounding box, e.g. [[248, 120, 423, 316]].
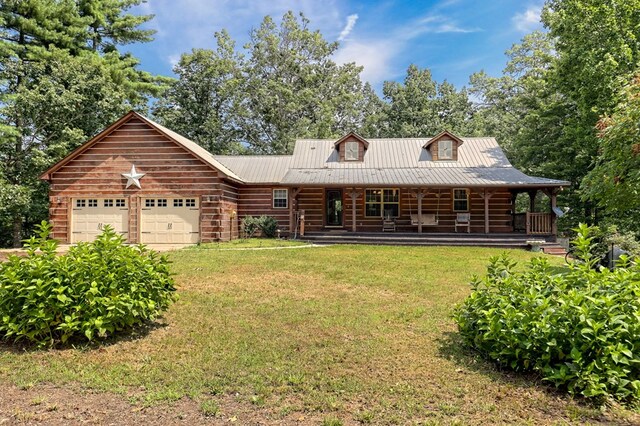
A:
[[298, 231, 556, 249]]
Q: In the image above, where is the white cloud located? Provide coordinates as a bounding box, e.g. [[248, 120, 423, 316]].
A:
[[334, 39, 398, 84], [338, 14, 358, 41], [167, 54, 181, 67], [512, 5, 543, 32], [334, 13, 479, 86]]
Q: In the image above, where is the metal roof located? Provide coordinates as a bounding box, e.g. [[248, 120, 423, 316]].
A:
[[214, 137, 568, 187], [290, 137, 513, 169], [280, 167, 567, 187], [213, 155, 292, 183], [140, 115, 244, 182]]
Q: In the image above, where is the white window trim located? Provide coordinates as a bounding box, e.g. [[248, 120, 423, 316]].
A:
[[345, 141, 359, 161], [273, 189, 288, 209], [438, 140, 453, 160], [452, 188, 469, 212]]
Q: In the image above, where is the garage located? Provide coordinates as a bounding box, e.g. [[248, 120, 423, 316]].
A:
[[71, 198, 129, 243], [140, 197, 200, 244]]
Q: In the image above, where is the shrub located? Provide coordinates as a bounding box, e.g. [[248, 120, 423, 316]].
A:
[[454, 224, 640, 404], [241, 216, 260, 238], [0, 222, 176, 346], [257, 215, 279, 238], [241, 215, 279, 238]]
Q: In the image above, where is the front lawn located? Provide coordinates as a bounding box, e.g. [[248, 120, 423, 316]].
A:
[[0, 244, 636, 424]]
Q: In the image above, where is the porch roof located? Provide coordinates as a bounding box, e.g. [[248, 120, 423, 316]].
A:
[[279, 167, 568, 188]]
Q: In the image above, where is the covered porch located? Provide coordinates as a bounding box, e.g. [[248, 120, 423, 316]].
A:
[[285, 186, 560, 238]]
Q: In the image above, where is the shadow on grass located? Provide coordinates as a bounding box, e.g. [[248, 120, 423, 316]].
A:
[[0, 319, 168, 354], [436, 331, 612, 418], [437, 331, 546, 388]]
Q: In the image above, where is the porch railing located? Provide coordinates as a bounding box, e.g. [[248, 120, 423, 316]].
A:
[[526, 212, 553, 235]]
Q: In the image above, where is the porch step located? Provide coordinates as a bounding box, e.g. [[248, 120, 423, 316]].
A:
[[541, 243, 567, 256], [298, 232, 554, 249]]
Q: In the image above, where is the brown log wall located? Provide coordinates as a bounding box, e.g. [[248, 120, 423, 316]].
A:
[[238, 186, 514, 234]]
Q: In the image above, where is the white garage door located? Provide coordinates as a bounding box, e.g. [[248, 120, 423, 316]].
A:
[[71, 198, 129, 243], [140, 198, 200, 244]]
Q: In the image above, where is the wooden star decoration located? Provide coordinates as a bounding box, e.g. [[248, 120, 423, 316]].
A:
[[122, 164, 145, 189]]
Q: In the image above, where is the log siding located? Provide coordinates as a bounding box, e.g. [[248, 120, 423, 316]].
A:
[[47, 116, 234, 243]]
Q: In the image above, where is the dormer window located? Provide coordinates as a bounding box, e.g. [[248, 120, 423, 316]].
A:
[[438, 139, 453, 160], [334, 132, 369, 162], [423, 131, 464, 161], [345, 141, 359, 161]]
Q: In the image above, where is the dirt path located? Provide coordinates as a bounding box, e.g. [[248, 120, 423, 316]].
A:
[[0, 383, 320, 425]]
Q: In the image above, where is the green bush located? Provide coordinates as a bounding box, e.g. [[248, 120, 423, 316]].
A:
[[0, 222, 176, 346], [257, 215, 279, 238], [454, 224, 640, 403], [241, 216, 260, 238], [241, 215, 279, 238]]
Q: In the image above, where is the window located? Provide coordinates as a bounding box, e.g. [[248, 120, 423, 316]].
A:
[[438, 139, 453, 160], [157, 199, 167, 207], [345, 141, 359, 161], [145, 199, 155, 208], [365, 189, 399, 218], [88, 199, 98, 207], [185, 198, 196, 207], [115, 199, 126, 207], [104, 199, 114, 207], [173, 199, 183, 207], [453, 188, 469, 211], [273, 189, 288, 209], [76, 199, 86, 208]]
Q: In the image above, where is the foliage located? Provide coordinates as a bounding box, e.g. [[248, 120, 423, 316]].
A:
[[241, 12, 368, 154], [455, 224, 640, 403], [156, 12, 377, 155], [153, 30, 247, 154], [383, 64, 476, 137], [0, 0, 166, 247], [241, 216, 261, 239], [241, 215, 279, 238], [0, 222, 176, 347], [257, 215, 279, 238], [541, 0, 640, 226], [582, 73, 640, 228]]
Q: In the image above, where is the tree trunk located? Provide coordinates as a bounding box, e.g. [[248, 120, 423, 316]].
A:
[[12, 216, 22, 248]]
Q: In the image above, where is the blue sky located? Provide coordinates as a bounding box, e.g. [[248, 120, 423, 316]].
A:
[[127, 0, 544, 91]]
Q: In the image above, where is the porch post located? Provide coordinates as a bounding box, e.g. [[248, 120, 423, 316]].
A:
[[289, 187, 301, 235], [472, 189, 495, 234], [550, 189, 558, 238], [348, 189, 359, 232], [528, 190, 537, 212], [551, 191, 558, 237], [417, 190, 426, 234]]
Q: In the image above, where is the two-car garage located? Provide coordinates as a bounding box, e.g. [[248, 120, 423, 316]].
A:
[[71, 197, 200, 244]]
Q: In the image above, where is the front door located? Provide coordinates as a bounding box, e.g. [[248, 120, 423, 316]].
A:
[[325, 189, 343, 227]]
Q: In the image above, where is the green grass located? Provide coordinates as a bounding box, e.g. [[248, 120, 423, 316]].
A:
[[193, 238, 309, 249], [0, 244, 636, 424]]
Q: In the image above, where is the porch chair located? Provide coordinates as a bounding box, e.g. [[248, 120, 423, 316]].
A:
[[382, 209, 396, 232], [455, 213, 470, 233]]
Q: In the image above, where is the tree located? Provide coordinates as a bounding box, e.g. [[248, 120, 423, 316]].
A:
[[541, 0, 640, 224], [154, 30, 246, 154], [241, 11, 365, 154], [77, 0, 154, 52], [383, 64, 475, 137], [582, 73, 640, 233], [0, 0, 163, 246]]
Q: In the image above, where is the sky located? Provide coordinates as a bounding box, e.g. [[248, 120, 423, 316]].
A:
[[127, 0, 544, 92]]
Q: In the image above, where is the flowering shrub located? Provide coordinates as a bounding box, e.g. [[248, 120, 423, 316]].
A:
[[455, 224, 640, 403], [0, 222, 176, 346]]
